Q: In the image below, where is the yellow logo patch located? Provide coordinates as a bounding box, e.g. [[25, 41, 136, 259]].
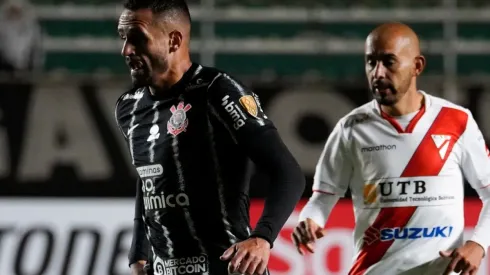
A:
[[363, 183, 377, 205], [239, 95, 258, 117]]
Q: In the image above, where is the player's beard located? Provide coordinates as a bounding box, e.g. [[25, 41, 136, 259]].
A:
[[131, 55, 169, 89], [131, 73, 151, 89], [373, 86, 398, 106], [130, 61, 151, 89], [372, 77, 411, 106]]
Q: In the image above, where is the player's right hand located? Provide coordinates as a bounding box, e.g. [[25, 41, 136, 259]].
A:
[[130, 260, 147, 275], [291, 218, 326, 255]]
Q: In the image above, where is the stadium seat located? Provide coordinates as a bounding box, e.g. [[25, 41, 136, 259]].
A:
[[29, 0, 490, 77]]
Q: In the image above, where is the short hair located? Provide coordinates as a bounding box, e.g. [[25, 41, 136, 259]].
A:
[[123, 0, 191, 24]]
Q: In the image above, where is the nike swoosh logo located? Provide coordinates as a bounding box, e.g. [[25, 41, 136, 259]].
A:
[[127, 124, 139, 136]]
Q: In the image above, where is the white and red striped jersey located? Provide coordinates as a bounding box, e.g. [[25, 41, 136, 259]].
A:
[[313, 91, 490, 275]]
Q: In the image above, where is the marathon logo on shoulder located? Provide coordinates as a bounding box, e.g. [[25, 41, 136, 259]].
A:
[[154, 255, 209, 275], [362, 176, 461, 208], [380, 226, 454, 241], [221, 95, 247, 130], [137, 164, 163, 178]]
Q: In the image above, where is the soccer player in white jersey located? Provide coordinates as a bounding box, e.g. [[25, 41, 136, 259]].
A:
[[292, 22, 490, 275]]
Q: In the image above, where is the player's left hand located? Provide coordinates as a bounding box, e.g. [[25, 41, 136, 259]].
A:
[[439, 241, 486, 275], [220, 237, 270, 275]]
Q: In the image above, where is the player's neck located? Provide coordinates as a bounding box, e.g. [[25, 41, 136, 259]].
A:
[[380, 89, 424, 117], [149, 58, 192, 95]]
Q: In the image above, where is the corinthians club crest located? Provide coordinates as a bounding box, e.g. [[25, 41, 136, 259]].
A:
[[167, 102, 192, 136]]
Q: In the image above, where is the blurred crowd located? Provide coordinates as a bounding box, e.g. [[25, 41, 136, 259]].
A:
[[0, 0, 487, 76], [0, 0, 43, 75], [20, 0, 490, 7]]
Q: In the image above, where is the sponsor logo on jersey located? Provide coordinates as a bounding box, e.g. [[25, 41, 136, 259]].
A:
[[345, 113, 371, 128], [252, 93, 267, 119], [372, 226, 453, 242], [363, 179, 427, 205], [363, 176, 458, 208], [139, 169, 189, 210], [143, 192, 190, 210], [185, 78, 209, 91], [141, 177, 189, 210], [431, 134, 452, 159], [137, 164, 163, 178], [221, 95, 246, 130], [167, 102, 192, 137], [148, 125, 161, 142], [364, 179, 427, 205], [122, 90, 144, 100], [363, 183, 377, 204], [361, 144, 396, 152], [154, 255, 208, 275], [239, 95, 259, 117]]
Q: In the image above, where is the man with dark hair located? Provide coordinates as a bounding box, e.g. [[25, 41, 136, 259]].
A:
[[115, 1, 306, 275]]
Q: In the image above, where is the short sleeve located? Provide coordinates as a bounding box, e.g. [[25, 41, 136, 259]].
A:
[[207, 73, 274, 144], [312, 121, 353, 196], [461, 113, 490, 199]]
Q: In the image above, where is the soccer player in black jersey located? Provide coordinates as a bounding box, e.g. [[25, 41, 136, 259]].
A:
[[115, 1, 306, 274]]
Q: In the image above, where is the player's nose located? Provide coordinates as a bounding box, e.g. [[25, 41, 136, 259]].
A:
[[373, 62, 387, 79], [121, 41, 135, 57]]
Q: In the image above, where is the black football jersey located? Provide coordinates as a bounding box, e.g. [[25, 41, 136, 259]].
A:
[[115, 63, 274, 274]]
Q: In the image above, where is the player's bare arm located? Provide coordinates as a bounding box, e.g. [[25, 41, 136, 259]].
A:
[[208, 74, 306, 275], [291, 218, 325, 254], [440, 241, 484, 275], [292, 191, 340, 254]]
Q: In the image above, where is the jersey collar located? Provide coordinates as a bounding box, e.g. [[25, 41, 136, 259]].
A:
[[147, 62, 201, 100], [372, 90, 431, 134]]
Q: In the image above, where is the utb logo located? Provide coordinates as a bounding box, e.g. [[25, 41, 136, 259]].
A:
[[363, 183, 377, 204]]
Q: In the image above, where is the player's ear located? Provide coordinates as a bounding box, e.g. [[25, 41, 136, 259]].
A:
[[168, 30, 183, 53], [413, 55, 426, 76]]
